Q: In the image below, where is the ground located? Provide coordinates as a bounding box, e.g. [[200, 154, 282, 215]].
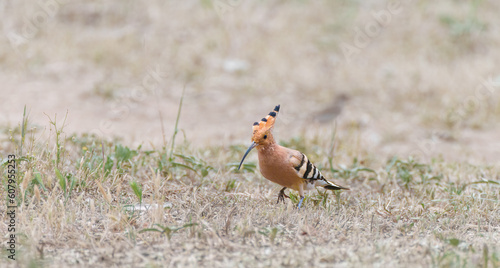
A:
[[1, 0, 500, 267]]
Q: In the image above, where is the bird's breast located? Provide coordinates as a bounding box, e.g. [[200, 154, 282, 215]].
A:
[[257, 145, 303, 190]]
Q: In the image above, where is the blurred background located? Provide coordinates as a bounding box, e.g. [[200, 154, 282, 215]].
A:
[[1, 0, 499, 164]]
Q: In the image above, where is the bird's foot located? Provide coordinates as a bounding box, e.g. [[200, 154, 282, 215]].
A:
[[277, 187, 290, 204]]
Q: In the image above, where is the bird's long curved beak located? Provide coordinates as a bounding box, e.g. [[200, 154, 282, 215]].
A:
[[238, 141, 257, 170]]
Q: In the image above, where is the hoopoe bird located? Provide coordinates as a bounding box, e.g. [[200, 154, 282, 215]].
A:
[[238, 105, 349, 208]]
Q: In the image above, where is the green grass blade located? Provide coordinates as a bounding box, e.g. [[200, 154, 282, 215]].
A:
[[169, 85, 186, 162], [55, 168, 66, 194], [130, 181, 143, 203]]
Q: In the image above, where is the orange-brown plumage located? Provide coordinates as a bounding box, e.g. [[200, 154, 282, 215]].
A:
[[257, 144, 303, 190], [239, 105, 349, 208]]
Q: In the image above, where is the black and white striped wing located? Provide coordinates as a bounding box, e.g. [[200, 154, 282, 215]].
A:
[[294, 153, 323, 180], [293, 153, 349, 190]]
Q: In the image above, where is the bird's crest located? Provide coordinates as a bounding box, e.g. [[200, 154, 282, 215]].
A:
[[252, 105, 280, 135]]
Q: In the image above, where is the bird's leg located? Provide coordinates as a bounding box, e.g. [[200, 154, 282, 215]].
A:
[[297, 184, 305, 209], [297, 196, 305, 209], [277, 187, 289, 204]]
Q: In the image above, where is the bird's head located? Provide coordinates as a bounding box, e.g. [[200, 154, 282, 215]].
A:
[[238, 105, 280, 170]]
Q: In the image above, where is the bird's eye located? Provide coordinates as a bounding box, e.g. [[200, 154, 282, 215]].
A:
[[263, 135, 268, 139]]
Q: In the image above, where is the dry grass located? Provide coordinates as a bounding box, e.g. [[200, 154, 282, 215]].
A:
[[1, 0, 500, 267], [1, 117, 500, 267]]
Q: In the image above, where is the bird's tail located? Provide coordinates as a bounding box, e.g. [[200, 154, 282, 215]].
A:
[[323, 180, 350, 191]]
